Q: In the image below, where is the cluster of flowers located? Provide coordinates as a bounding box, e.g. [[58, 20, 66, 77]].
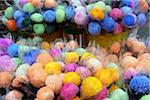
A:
[[0, 36, 150, 100], [2, 0, 149, 35]]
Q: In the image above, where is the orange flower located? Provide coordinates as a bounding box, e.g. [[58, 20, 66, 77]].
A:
[[110, 42, 121, 53], [6, 20, 17, 31], [90, 7, 105, 20]]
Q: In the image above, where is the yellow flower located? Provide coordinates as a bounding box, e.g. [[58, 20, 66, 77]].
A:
[[94, 68, 119, 86], [44, 62, 61, 75], [81, 77, 103, 98], [64, 52, 79, 64], [63, 72, 81, 86]]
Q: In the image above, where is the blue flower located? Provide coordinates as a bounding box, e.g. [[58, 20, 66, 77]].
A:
[[129, 75, 150, 94], [65, 6, 75, 20], [13, 10, 25, 21], [88, 22, 101, 35], [137, 13, 147, 27], [22, 49, 40, 65], [43, 10, 56, 23], [122, 14, 136, 28], [101, 16, 116, 32], [7, 44, 19, 57], [17, 17, 25, 29], [121, 0, 132, 6]]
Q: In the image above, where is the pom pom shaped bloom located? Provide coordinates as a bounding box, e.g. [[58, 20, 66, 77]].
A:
[[36, 53, 53, 66], [23, 2, 35, 13], [81, 77, 103, 98], [94, 87, 108, 100], [90, 7, 105, 20], [30, 13, 43, 22], [36, 86, 54, 100], [123, 67, 138, 80], [44, 0, 56, 8], [61, 83, 79, 100], [56, 8, 65, 23], [0, 55, 16, 72], [114, 23, 123, 34], [122, 14, 137, 28], [110, 42, 121, 53], [63, 72, 81, 86], [22, 49, 40, 65], [4, 7, 14, 19], [94, 68, 119, 86], [121, 6, 133, 15], [101, 16, 116, 32], [44, 62, 61, 75], [15, 64, 30, 76], [137, 13, 147, 27], [139, 0, 149, 12], [7, 44, 19, 57], [86, 58, 102, 73], [0, 38, 13, 49], [13, 10, 25, 20], [43, 10, 55, 23], [33, 24, 45, 35], [121, 56, 138, 68], [129, 75, 150, 94], [49, 48, 61, 61], [27, 63, 48, 88], [75, 66, 91, 80], [11, 76, 29, 88], [64, 52, 79, 64], [65, 63, 78, 72], [6, 20, 17, 31], [17, 17, 26, 29], [5, 90, 23, 100], [74, 11, 87, 26], [88, 22, 101, 35], [19, 0, 28, 5], [65, 6, 75, 20], [110, 89, 129, 100], [40, 41, 51, 51], [31, 0, 43, 8], [45, 74, 63, 94], [0, 72, 13, 88], [110, 8, 123, 20]]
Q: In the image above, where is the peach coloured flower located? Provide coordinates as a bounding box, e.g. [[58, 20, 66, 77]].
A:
[[44, 0, 56, 8], [12, 75, 29, 88], [36, 53, 53, 66], [110, 42, 121, 54], [121, 56, 138, 68], [0, 72, 13, 88], [138, 53, 150, 61], [136, 60, 150, 74], [36, 86, 54, 100], [5, 90, 23, 100], [45, 75, 63, 94], [27, 64, 48, 88]]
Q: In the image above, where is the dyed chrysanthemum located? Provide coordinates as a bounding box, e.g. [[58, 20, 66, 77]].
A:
[[129, 75, 150, 94]]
